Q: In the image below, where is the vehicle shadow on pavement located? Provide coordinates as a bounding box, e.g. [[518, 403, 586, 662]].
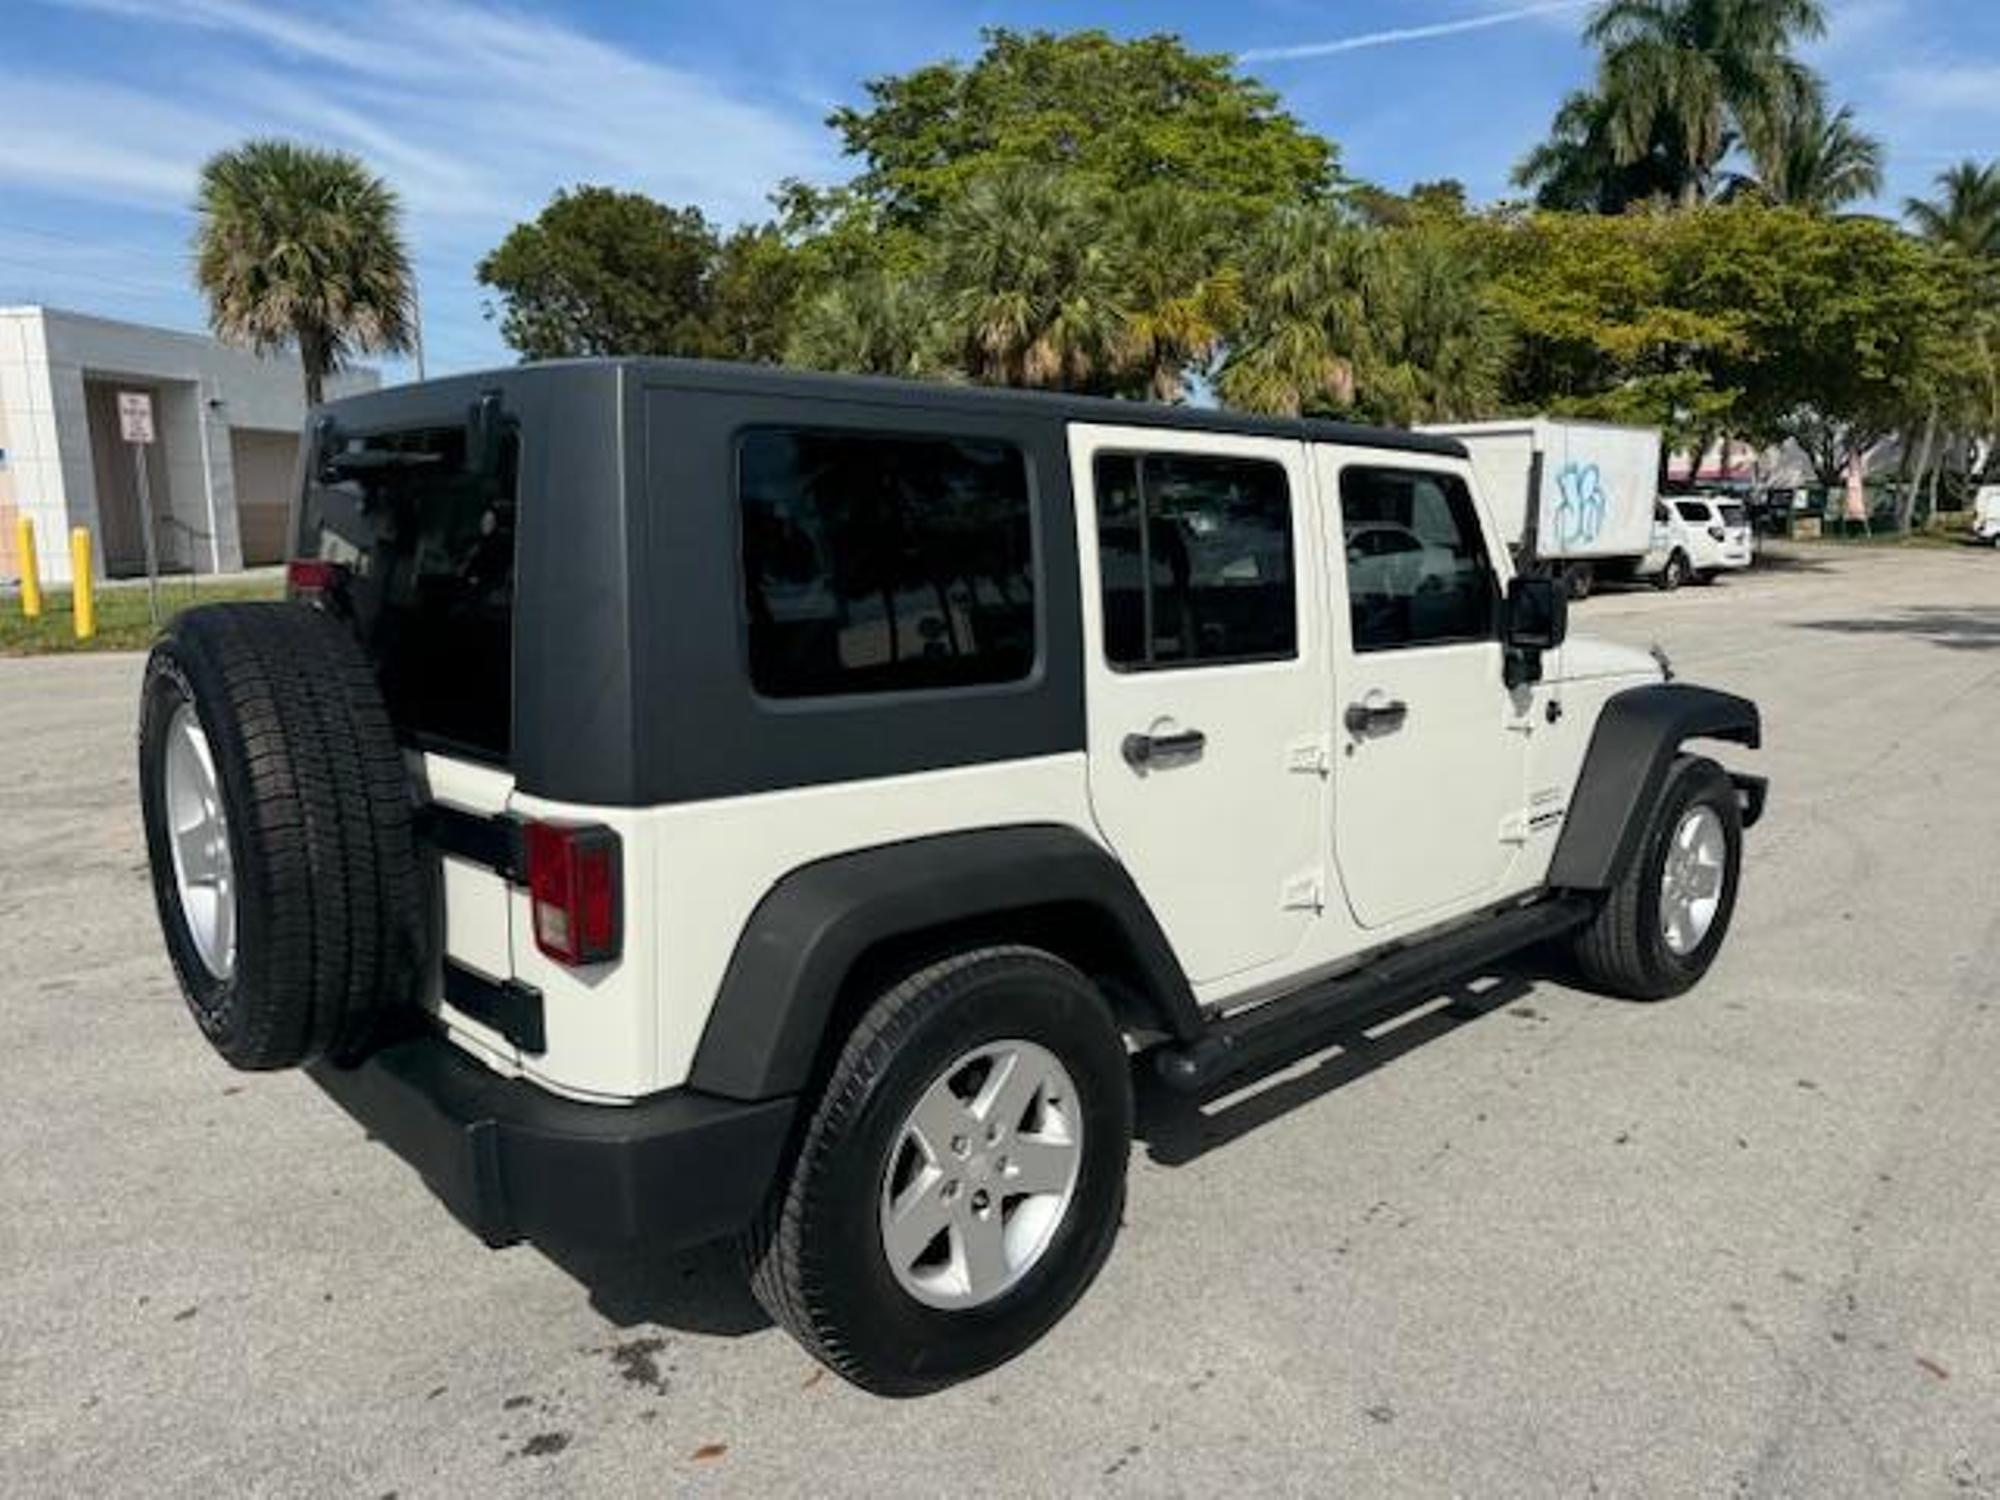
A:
[[1746, 544, 1839, 573], [1133, 969, 1537, 1167], [544, 1235, 774, 1338], [1799, 606, 2000, 653]]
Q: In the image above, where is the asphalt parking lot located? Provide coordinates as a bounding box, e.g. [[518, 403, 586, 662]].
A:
[[4, 541, 1998, 1497]]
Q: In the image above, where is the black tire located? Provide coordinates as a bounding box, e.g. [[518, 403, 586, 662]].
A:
[[1569, 755, 1743, 1001], [1657, 550, 1689, 591], [744, 946, 1132, 1396], [138, 603, 423, 1070], [1564, 562, 1594, 601]]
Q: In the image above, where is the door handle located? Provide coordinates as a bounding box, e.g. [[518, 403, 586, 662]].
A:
[[1122, 727, 1207, 770], [1344, 697, 1409, 737]]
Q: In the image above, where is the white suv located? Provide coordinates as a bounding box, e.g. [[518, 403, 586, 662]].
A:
[[1973, 485, 2000, 546], [137, 362, 1765, 1394], [1648, 495, 1754, 588]]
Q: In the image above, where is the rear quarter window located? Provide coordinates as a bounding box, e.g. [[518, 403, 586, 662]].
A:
[[738, 427, 1036, 699]]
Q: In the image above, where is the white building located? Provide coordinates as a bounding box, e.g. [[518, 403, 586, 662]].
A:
[[0, 306, 379, 585]]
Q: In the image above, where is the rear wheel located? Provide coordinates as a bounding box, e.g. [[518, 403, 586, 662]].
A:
[[744, 947, 1132, 1395], [1569, 755, 1742, 1001], [139, 603, 423, 1070], [1657, 550, 1689, 591]]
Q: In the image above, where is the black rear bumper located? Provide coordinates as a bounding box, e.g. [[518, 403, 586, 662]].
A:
[[307, 1036, 796, 1251]]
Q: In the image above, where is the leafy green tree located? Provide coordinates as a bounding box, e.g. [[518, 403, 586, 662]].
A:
[[1669, 207, 1964, 499], [1512, 90, 1683, 212], [1730, 94, 1882, 211], [830, 28, 1334, 230], [193, 139, 413, 406], [1487, 209, 1746, 451], [1354, 222, 1507, 426], [1109, 186, 1243, 402], [1587, 0, 1826, 206], [933, 166, 1126, 391], [1905, 161, 2000, 260], [696, 225, 806, 364], [1348, 178, 1472, 228], [477, 186, 719, 360], [1217, 210, 1371, 416], [785, 268, 944, 378]]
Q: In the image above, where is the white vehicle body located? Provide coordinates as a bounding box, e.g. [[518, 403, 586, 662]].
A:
[[1420, 418, 1663, 564], [1664, 495, 1754, 577], [1973, 485, 2000, 545], [430, 424, 1662, 1103], [142, 361, 1764, 1392]]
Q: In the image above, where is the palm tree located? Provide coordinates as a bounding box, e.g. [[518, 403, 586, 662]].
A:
[[194, 140, 414, 405], [933, 167, 1126, 391], [1732, 93, 1883, 211], [1513, 89, 1683, 212], [786, 268, 943, 377], [1356, 225, 1506, 426], [1216, 210, 1371, 417], [1905, 161, 2000, 259], [1109, 187, 1243, 403], [1578, 0, 1828, 207]]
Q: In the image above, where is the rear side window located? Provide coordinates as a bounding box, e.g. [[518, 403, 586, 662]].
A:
[[1339, 466, 1495, 652], [1094, 452, 1295, 669], [300, 423, 519, 762], [1675, 501, 1710, 522], [739, 428, 1036, 699]]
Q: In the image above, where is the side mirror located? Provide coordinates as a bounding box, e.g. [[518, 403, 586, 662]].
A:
[[1504, 574, 1567, 687], [1506, 573, 1568, 650]]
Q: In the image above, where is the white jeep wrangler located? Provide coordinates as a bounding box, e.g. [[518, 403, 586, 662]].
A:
[[138, 361, 1765, 1395]]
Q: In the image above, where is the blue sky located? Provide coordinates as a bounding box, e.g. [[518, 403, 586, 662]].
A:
[[2, 0, 1993, 380]]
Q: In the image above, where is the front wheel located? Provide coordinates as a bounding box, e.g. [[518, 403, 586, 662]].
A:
[[744, 947, 1133, 1395], [1568, 755, 1743, 1001]]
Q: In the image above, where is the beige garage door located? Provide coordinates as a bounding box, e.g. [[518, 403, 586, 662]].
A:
[[230, 429, 300, 566]]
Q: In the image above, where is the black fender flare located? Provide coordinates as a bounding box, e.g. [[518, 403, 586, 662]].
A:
[[686, 824, 1200, 1101], [1547, 683, 1762, 891]]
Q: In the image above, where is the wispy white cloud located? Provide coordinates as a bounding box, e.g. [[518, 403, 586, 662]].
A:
[[4, 0, 840, 369], [1239, 1, 1592, 63], [30, 0, 835, 228], [1882, 61, 2000, 116]]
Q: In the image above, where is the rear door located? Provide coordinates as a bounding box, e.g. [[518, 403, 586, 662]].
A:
[[1321, 452, 1530, 930], [1071, 424, 1327, 988]]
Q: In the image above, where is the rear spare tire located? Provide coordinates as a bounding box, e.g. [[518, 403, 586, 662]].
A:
[[138, 603, 423, 1070]]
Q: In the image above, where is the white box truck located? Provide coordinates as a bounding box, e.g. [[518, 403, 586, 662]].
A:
[[1422, 418, 1663, 599]]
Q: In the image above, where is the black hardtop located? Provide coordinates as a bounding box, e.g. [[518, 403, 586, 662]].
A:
[[320, 356, 1467, 460]]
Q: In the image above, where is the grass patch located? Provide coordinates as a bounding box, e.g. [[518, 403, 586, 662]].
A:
[[0, 576, 284, 655], [1789, 529, 1977, 551]]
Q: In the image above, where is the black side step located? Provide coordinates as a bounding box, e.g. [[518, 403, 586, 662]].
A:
[[1154, 896, 1593, 1093]]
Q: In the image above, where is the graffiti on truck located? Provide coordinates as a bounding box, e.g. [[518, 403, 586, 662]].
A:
[[1553, 462, 1609, 548]]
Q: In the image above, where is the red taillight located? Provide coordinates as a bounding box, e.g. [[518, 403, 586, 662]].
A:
[[524, 820, 622, 966], [287, 558, 347, 597]]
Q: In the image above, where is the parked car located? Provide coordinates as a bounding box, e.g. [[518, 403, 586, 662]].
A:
[[1647, 495, 1754, 588], [1973, 485, 2000, 546], [136, 362, 1766, 1395]]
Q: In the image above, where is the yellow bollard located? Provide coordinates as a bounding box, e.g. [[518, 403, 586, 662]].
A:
[[71, 528, 95, 641], [16, 515, 40, 618]]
